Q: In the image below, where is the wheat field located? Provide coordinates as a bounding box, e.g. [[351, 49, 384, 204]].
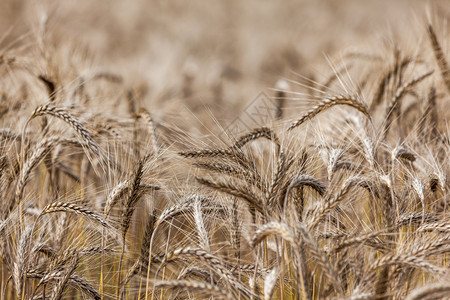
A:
[[0, 0, 449, 299]]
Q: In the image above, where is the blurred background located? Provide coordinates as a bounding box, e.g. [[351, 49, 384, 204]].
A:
[[0, 0, 447, 138]]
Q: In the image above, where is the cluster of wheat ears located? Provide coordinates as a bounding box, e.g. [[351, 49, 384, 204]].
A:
[[0, 9, 449, 300]]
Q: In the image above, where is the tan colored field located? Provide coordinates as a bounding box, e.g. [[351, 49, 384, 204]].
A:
[[0, 0, 449, 299]]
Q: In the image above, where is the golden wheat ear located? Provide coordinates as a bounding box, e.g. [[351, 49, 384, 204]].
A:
[[40, 201, 112, 228], [288, 95, 371, 131], [28, 104, 99, 154]]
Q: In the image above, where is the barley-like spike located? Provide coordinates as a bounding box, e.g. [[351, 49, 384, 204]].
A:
[[417, 221, 450, 233], [232, 126, 280, 149], [32, 243, 56, 258], [413, 235, 450, 257], [327, 148, 344, 180], [269, 150, 296, 207], [297, 223, 343, 295], [13, 226, 32, 299], [395, 212, 438, 229], [40, 201, 111, 228], [104, 180, 129, 216], [164, 247, 254, 298], [370, 57, 412, 111], [331, 229, 389, 253], [288, 95, 370, 131], [193, 195, 210, 251], [139, 183, 160, 191], [230, 198, 241, 262], [427, 24, 450, 93], [121, 159, 145, 238], [51, 256, 79, 300], [196, 177, 264, 214], [283, 174, 326, 210], [15, 136, 60, 205], [230, 264, 270, 275], [136, 108, 159, 154], [370, 253, 446, 275], [180, 146, 255, 169], [30, 104, 99, 153], [156, 202, 191, 227], [384, 70, 434, 137], [429, 172, 446, 194], [179, 146, 257, 174], [392, 70, 434, 106], [27, 270, 100, 300], [105, 180, 160, 216], [419, 86, 438, 141], [251, 222, 295, 247], [179, 147, 235, 159], [412, 178, 426, 218], [140, 213, 156, 261], [393, 147, 416, 162], [269, 149, 287, 202], [66, 274, 100, 300], [155, 280, 233, 300], [32, 269, 66, 298], [379, 175, 394, 228], [176, 266, 219, 284], [154, 196, 213, 229], [194, 162, 265, 192], [406, 282, 450, 300], [334, 161, 356, 173], [308, 176, 361, 229], [78, 246, 116, 255], [120, 260, 141, 294]]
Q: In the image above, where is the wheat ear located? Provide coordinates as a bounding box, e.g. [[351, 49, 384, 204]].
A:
[[406, 282, 450, 300], [40, 201, 111, 228], [383, 70, 434, 139], [427, 24, 450, 93], [155, 280, 233, 300], [288, 95, 370, 131], [29, 104, 99, 153], [196, 177, 264, 215]]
